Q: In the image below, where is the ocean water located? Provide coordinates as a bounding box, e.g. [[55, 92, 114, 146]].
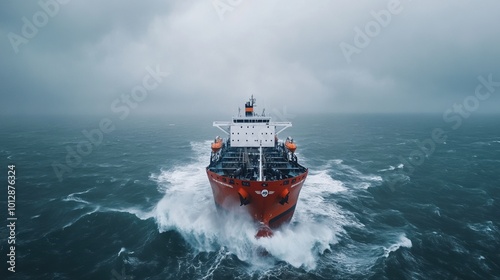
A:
[[0, 114, 499, 279]]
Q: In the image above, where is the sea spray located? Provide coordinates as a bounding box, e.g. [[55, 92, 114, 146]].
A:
[[149, 141, 354, 270]]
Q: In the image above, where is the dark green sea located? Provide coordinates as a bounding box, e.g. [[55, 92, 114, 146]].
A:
[[1, 114, 499, 279]]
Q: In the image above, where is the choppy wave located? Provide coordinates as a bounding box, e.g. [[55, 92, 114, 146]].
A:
[[383, 234, 412, 258], [328, 159, 384, 189]]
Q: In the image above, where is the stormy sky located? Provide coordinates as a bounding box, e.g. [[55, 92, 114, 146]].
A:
[[1, 0, 499, 116]]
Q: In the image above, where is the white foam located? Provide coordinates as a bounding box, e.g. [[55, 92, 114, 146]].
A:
[[107, 206, 155, 220], [361, 175, 383, 182], [331, 159, 343, 165], [62, 188, 95, 204], [383, 234, 412, 258], [434, 209, 441, 217], [305, 169, 347, 194], [467, 221, 497, 233], [118, 247, 126, 256], [63, 196, 90, 204], [378, 166, 396, 172], [96, 163, 123, 168], [379, 163, 404, 172], [256, 223, 337, 268], [62, 207, 100, 229]]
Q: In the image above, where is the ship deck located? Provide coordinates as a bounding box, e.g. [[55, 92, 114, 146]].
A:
[[207, 141, 307, 181]]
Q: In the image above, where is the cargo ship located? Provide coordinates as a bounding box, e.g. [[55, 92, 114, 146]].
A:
[[206, 96, 308, 238]]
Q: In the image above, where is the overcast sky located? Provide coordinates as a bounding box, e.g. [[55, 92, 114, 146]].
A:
[[1, 0, 499, 116]]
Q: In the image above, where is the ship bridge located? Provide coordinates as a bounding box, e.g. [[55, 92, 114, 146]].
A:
[[213, 96, 292, 149]]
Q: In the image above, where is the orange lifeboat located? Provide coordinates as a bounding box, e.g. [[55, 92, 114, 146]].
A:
[[211, 136, 223, 153], [285, 137, 297, 153], [279, 188, 290, 205], [238, 188, 250, 206]]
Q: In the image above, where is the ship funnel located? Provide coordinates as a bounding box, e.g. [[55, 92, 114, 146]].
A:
[[245, 95, 256, 117], [245, 102, 253, 116]]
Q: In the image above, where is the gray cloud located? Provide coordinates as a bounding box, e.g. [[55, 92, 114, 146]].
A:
[[1, 0, 499, 116]]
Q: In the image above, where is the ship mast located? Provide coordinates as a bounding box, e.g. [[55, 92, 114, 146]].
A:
[[259, 141, 263, 181]]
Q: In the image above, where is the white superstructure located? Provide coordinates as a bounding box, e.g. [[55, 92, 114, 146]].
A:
[[213, 96, 292, 148]]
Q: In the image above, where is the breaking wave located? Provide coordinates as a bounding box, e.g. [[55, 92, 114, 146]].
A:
[[383, 234, 413, 258], [147, 141, 357, 270]]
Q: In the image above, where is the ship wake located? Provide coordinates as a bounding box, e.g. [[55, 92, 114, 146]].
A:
[[149, 141, 357, 270]]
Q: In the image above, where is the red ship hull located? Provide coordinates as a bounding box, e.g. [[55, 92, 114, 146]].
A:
[[206, 169, 308, 231]]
